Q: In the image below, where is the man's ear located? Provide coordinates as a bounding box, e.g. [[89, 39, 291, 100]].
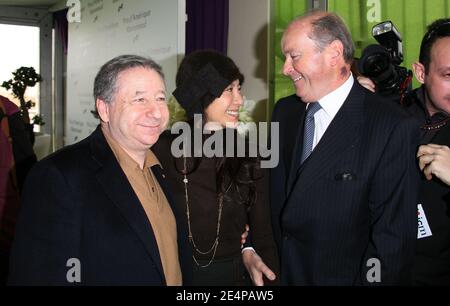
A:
[[96, 98, 110, 123], [328, 40, 344, 66], [412, 62, 426, 84]]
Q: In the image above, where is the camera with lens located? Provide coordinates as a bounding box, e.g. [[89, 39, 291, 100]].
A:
[[358, 21, 413, 102]]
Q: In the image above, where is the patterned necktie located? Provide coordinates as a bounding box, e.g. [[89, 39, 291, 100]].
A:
[[300, 102, 322, 164]]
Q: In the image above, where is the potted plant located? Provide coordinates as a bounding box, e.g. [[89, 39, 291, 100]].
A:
[[1, 66, 44, 131]]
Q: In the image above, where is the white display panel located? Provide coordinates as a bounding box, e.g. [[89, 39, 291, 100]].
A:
[[66, 0, 184, 144]]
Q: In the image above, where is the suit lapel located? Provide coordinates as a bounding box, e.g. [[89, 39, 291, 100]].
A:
[[89, 127, 166, 282], [287, 84, 366, 198], [286, 103, 307, 196]]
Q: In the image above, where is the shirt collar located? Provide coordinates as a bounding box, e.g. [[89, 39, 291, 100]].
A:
[[102, 128, 160, 171], [317, 73, 354, 118]]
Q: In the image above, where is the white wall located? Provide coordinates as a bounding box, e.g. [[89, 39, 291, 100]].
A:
[[66, 0, 185, 145], [228, 0, 272, 123]]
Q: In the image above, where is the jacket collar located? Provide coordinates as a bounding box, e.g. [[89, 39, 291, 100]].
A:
[[88, 126, 167, 284], [286, 83, 365, 197]]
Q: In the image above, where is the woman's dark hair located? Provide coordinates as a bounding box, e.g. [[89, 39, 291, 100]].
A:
[[218, 157, 261, 210], [173, 50, 256, 208], [175, 127, 261, 210], [175, 50, 244, 117], [216, 132, 262, 210]]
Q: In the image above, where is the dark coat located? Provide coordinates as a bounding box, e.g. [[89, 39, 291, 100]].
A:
[[406, 87, 450, 285], [271, 82, 420, 285], [8, 127, 192, 285], [153, 130, 279, 285]]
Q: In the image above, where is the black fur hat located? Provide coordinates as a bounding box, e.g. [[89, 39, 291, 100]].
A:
[[173, 50, 244, 119]]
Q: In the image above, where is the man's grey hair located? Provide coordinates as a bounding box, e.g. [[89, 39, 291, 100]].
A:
[[93, 54, 164, 105], [291, 12, 355, 64]]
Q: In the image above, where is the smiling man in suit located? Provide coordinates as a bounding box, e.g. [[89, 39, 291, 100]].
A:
[[8, 55, 191, 285], [271, 11, 419, 285]]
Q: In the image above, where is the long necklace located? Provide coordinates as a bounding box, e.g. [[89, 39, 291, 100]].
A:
[[182, 156, 223, 268], [421, 116, 450, 131]]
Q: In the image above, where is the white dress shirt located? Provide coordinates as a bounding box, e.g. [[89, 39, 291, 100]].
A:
[[242, 75, 354, 258], [307, 73, 354, 150]]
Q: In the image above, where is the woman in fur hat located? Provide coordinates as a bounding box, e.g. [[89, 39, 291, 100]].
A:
[[152, 50, 279, 286]]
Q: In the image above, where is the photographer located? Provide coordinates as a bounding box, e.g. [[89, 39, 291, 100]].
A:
[[410, 18, 450, 286], [359, 18, 450, 285], [357, 21, 413, 104]]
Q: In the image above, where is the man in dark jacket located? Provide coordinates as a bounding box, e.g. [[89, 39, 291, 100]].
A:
[[357, 18, 450, 285], [271, 11, 418, 285], [406, 18, 450, 285], [8, 55, 192, 285]]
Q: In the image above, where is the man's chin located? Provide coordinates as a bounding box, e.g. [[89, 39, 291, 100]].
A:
[[295, 88, 304, 98], [296, 91, 315, 103], [143, 134, 162, 148]]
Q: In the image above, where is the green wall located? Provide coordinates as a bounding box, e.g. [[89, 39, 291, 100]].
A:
[[273, 0, 308, 105], [273, 0, 450, 106]]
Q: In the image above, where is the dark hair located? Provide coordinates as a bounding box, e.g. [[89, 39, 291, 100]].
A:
[[174, 51, 256, 208], [175, 129, 261, 210], [419, 18, 450, 72], [93, 55, 164, 114], [175, 50, 244, 115], [217, 154, 261, 210]]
